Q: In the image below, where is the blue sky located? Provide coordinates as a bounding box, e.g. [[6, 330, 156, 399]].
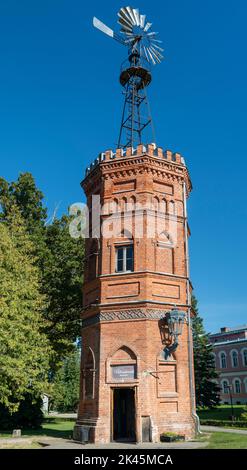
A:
[[0, 0, 247, 333]]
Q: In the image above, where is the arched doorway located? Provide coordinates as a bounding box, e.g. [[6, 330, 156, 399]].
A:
[[109, 346, 137, 442]]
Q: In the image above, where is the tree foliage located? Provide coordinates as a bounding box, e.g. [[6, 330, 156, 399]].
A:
[[42, 217, 84, 368], [0, 206, 51, 412], [192, 295, 220, 408], [0, 173, 84, 368], [51, 348, 81, 412]]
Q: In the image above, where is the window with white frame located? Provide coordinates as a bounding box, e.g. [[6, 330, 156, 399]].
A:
[[220, 352, 227, 369], [234, 379, 241, 394], [231, 350, 238, 368], [242, 349, 247, 367], [244, 378, 247, 393], [222, 380, 229, 394], [116, 245, 134, 273]]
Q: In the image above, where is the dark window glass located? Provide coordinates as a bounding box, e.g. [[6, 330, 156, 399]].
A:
[[117, 247, 124, 272], [116, 245, 134, 272], [126, 245, 134, 271]]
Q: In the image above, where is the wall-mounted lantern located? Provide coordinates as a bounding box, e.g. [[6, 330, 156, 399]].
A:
[[161, 308, 187, 359]]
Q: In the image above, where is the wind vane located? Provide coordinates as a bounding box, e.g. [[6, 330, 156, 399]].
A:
[[93, 6, 164, 149]]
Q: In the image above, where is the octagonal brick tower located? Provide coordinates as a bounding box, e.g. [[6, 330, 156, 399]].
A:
[[74, 143, 196, 444]]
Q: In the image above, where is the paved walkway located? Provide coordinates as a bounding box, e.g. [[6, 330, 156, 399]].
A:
[[38, 437, 208, 449], [201, 425, 247, 435]]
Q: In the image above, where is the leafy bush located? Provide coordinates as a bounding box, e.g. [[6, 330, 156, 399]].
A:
[[0, 394, 43, 430], [240, 406, 247, 421], [160, 432, 185, 442]]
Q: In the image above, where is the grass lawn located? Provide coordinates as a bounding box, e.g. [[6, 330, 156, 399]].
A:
[[206, 432, 247, 449], [0, 419, 75, 440], [197, 405, 245, 421]]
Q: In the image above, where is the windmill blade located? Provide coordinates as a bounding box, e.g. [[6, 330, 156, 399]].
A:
[[146, 47, 156, 65], [151, 43, 164, 52], [118, 10, 133, 29], [140, 14, 146, 29], [119, 21, 133, 33], [125, 37, 135, 44], [143, 46, 150, 62], [144, 22, 152, 32], [93, 17, 127, 45], [133, 9, 140, 26], [150, 45, 164, 61], [118, 17, 133, 31], [119, 7, 135, 26], [93, 17, 114, 38], [126, 6, 137, 25], [122, 31, 135, 36], [149, 46, 162, 63], [147, 31, 158, 37]]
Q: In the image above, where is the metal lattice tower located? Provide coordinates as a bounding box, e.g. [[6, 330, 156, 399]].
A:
[[93, 6, 164, 149]]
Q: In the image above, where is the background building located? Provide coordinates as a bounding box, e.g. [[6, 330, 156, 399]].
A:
[[209, 325, 247, 404]]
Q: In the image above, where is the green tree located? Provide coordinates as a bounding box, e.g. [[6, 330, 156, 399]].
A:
[[42, 217, 84, 368], [0, 174, 84, 367], [192, 295, 220, 408], [0, 173, 47, 230], [0, 206, 51, 412], [51, 348, 81, 412]]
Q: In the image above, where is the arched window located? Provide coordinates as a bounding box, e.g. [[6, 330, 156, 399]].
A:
[[112, 198, 119, 214], [244, 378, 247, 393], [169, 200, 175, 215], [231, 350, 238, 368], [84, 348, 95, 399], [222, 380, 229, 394], [88, 240, 98, 281], [234, 379, 241, 394], [242, 349, 247, 367], [160, 198, 167, 214], [153, 196, 160, 211], [121, 197, 128, 212], [129, 195, 136, 211], [220, 352, 227, 369]]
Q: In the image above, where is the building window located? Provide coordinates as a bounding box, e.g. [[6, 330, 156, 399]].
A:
[[242, 349, 247, 367], [220, 352, 227, 369], [83, 348, 95, 400], [116, 245, 134, 272], [231, 350, 238, 368], [234, 379, 241, 394], [222, 380, 229, 394]]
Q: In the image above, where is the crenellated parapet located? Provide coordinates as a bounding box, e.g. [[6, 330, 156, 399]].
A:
[[82, 143, 192, 197], [84, 143, 186, 178]]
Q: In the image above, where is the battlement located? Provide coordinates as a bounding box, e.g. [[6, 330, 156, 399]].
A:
[[85, 143, 186, 178]]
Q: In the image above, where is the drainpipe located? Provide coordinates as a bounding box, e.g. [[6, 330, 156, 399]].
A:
[[183, 182, 201, 435]]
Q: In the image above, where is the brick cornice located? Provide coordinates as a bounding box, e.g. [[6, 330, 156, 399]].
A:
[[82, 153, 192, 196]]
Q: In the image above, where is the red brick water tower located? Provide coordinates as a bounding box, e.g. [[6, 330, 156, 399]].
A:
[[74, 6, 197, 443]]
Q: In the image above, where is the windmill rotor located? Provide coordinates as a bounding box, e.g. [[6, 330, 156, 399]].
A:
[[92, 6, 164, 149], [93, 6, 164, 66]]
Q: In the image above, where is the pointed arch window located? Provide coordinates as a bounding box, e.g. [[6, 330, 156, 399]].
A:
[[83, 348, 96, 399]]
